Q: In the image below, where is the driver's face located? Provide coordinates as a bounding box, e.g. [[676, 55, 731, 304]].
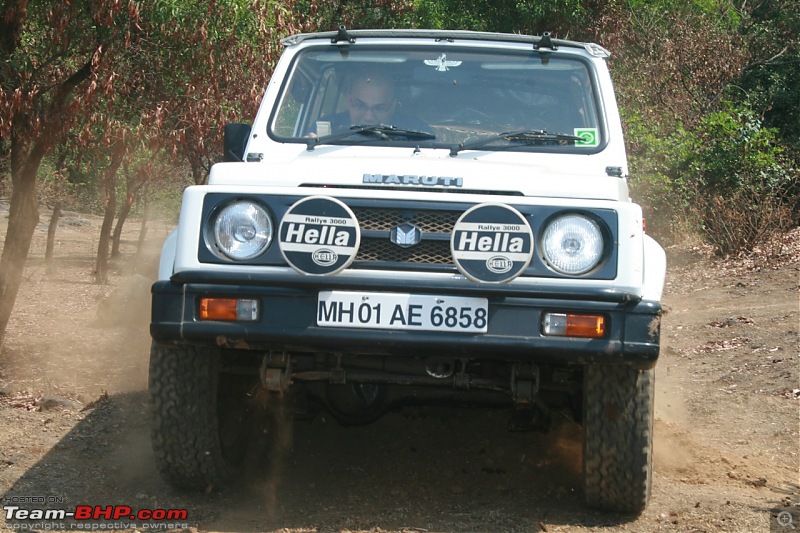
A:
[[347, 79, 397, 124]]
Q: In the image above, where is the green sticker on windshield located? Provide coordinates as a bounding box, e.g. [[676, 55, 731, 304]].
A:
[[574, 128, 599, 147]]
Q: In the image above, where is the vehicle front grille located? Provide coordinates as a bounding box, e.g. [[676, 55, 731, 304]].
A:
[[352, 207, 460, 233], [357, 239, 452, 265], [350, 207, 461, 269]]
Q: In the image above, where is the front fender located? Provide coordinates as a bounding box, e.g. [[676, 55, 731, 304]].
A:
[[641, 234, 666, 302], [158, 229, 179, 281]]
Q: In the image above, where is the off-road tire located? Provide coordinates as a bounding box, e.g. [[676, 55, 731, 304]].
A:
[[149, 342, 255, 491], [583, 364, 654, 514]]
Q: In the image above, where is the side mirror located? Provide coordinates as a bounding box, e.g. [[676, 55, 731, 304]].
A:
[[223, 123, 251, 162]]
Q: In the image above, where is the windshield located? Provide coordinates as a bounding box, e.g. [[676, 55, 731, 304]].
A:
[[271, 45, 603, 152]]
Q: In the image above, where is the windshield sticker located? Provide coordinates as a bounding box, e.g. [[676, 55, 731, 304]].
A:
[[424, 54, 462, 72], [574, 128, 599, 147]]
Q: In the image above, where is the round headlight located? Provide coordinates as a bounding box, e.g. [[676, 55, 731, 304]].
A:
[[213, 201, 272, 260], [542, 215, 604, 275]]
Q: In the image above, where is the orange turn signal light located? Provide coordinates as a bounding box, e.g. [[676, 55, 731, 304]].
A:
[[542, 312, 606, 338], [199, 298, 258, 321]]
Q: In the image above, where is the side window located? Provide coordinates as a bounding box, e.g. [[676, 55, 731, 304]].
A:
[[318, 68, 343, 118], [273, 70, 312, 137], [273, 66, 342, 137]]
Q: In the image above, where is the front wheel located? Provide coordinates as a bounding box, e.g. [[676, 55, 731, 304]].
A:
[[149, 343, 256, 491], [582, 365, 654, 514]]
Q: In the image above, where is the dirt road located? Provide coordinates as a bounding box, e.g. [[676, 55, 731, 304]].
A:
[[0, 205, 798, 532]]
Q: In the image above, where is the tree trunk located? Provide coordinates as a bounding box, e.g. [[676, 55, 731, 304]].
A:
[[94, 142, 126, 285], [0, 138, 46, 347], [111, 197, 132, 259], [0, 48, 95, 344], [45, 202, 62, 276], [45, 148, 69, 275], [112, 162, 147, 259], [95, 199, 116, 285], [189, 156, 208, 185], [135, 190, 150, 262]]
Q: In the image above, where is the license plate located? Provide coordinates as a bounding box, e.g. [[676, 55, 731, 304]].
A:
[[317, 291, 488, 333]]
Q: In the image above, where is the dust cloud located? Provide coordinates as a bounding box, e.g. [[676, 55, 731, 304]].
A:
[[0, 205, 169, 403]]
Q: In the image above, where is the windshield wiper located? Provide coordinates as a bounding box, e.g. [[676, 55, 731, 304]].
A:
[[306, 124, 435, 151], [449, 129, 583, 156]]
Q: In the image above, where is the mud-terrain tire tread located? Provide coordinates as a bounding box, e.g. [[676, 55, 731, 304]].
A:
[[149, 342, 239, 491], [583, 364, 654, 514]]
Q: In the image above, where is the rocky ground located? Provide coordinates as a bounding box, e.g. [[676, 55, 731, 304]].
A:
[[0, 201, 798, 532]]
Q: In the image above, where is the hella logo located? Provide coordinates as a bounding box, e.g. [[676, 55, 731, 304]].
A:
[[283, 223, 352, 246], [486, 256, 514, 274], [312, 249, 338, 266]]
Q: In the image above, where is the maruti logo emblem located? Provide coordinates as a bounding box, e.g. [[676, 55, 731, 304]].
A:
[[390, 223, 422, 248], [363, 173, 463, 187]]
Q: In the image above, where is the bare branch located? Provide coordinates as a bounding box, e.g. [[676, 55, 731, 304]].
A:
[[745, 45, 790, 69]]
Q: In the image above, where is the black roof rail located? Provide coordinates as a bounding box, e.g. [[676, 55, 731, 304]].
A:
[[534, 31, 558, 51], [331, 24, 355, 44]]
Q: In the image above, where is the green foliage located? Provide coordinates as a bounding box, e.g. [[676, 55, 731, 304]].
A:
[[626, 0, 742, 30], [2, 0, 796, 255], [611, 0, 746, 131], [625, 114, 694, 242], [629, 102, 797, 253], [685, 105, 797, 256], [409, 0, 588, 36], [683, 104, 791, 196], [735, 1, 800, 154], [288, 0, 414, 31], [151, 0, 268, 37], [608, 0, 799, 254]]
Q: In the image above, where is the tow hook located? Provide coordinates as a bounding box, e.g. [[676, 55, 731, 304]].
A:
[[426, 358, 471, 389], [260, 352, 292, 391], [511, 363, 540, 403], [425, 358, 455, 379]]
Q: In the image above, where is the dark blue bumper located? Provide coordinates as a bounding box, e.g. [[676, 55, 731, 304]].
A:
[[151, 273, 661, 369]]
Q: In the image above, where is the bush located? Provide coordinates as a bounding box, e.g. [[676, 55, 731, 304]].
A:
[[687, 104, 790, 193], [628, 103, 798, 254], [693, 182, 795, 256], [684, 103, 798, 255], [625, 115, 694, 244]]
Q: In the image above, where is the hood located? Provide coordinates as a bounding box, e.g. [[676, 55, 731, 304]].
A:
[[208, 146, 629, 202]]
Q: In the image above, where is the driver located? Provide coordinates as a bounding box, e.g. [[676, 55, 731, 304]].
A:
[[344, 75, 398, 126], [317, 73, 428, 136]]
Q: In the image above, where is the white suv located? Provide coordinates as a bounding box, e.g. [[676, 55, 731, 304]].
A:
[[149, 27, 666, 514]]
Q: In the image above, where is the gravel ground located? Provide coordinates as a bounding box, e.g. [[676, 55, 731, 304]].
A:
[[0, 204, 798, 532]]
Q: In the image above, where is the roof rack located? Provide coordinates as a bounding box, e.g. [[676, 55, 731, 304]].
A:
[[281, 28, 590, 52]]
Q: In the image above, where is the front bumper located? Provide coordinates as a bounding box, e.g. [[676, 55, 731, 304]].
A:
[[151, 273, 661, 370]]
